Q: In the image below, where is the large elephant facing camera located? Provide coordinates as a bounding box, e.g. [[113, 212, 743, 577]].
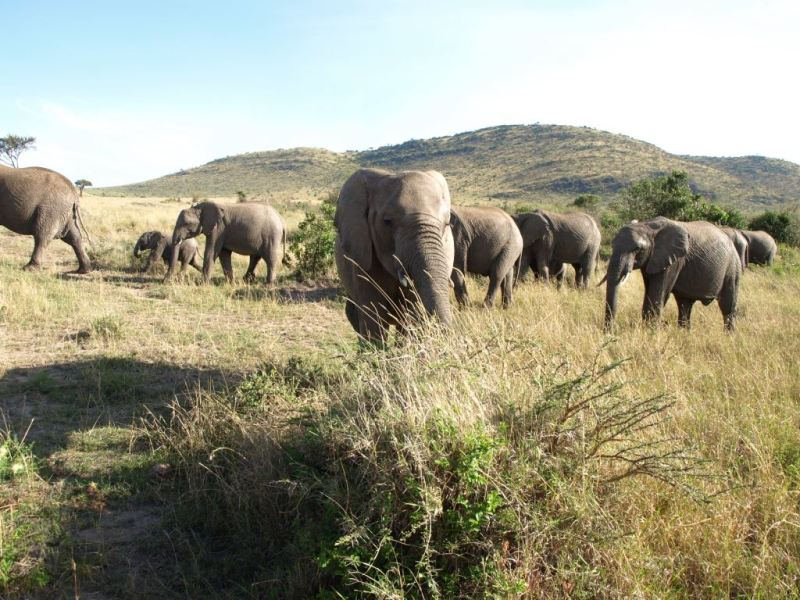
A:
[[514, 209, 600, 288], [335, 168, 454, 341], [0, 165, 92, 273], [450, 206, 522, 308], [604, 217, 741, 330], [166, 201, 286, 284]]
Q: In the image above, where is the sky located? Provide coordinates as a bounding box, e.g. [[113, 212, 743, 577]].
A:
[[2, 0, 798, 186]]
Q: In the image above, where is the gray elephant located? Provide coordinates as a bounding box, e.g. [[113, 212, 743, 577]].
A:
[[166, 202, 286, 284], [514, 209, 600, 288], [604, 217, 741, 330], [335, 168, 454, 342], [450, 206, 522, 308], [740, 230, 777, 265], [133, 231, 202, 274], [719, 226, 749, 269], [0, 165, 91, 273]]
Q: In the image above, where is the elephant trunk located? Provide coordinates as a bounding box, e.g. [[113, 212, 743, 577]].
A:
[[603, 250, 633, 330], [401, 224, 453, 327], [133, 239, 142, 258]]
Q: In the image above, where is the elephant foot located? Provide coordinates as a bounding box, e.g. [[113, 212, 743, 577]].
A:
[[72, 267, 92, 275], [23, 262, 42, 271]]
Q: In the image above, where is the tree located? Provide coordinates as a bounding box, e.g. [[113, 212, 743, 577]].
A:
[[0, 135, 36, 167], [749, 210, 800, 246], [572, 194, 600, 211], [619, 170, 745, 227], [74, 179, 92, 197]]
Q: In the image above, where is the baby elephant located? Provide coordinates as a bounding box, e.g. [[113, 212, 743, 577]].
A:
[[133, 231, 201, 274], [166, 201, 286, 284], [450, 206, 523, 308]]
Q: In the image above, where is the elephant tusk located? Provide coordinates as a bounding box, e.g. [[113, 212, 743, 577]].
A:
[[619, 272, 630, 285], [397, 269, 411, 288], [597, 274, 607, 287]]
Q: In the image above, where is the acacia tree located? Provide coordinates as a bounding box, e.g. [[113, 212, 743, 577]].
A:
[[0, 135, 36, 167], [74, 179, 92, 196]]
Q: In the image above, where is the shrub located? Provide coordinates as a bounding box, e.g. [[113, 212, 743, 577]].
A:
[[143, 321, 702, 598], [290, 189, 338, 281], [573, 194, 600, 211], [619, 170, 745, 227], [749, 210, 800, 245]]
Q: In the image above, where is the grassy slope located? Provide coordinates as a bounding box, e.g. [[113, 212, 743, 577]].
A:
[[98, 124, 800, 209], [0, 195, 799, 597]]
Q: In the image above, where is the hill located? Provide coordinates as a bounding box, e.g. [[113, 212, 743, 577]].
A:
[[99, 124, 800, 209]]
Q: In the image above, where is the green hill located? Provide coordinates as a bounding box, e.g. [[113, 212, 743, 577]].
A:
[[99, 124, 800, 209]]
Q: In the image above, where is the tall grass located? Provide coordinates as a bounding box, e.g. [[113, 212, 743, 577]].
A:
[[142, 295, 800, 598]]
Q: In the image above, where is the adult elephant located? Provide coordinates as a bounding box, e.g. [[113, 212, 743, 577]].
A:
[[133, 231, 201, 274], [719, 226, 748, 269], [514, 209, 600, 288], [740, 230, 777, 265], [450, 206, 522, 308], [166, 202, 286, 284], [604, 217, 741, 331], [0, 165, 91, 273], [335, 168, 454, 342]]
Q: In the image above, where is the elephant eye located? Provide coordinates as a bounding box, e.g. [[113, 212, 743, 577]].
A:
[[383, 218, 392, 227]]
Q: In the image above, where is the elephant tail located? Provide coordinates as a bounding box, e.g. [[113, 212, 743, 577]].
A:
[[74, 202, 95, 249]]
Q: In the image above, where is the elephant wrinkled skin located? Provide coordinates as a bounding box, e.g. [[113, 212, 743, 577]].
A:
[[450, 206, 522, 308], [335, 168, 454, 342], [604, 217, 741, 330], [719, 226, 749, 269], [133, 230, 202, 274], [0, 165, 91, 273], [166, 202, 286, 284], [514, 209, 600, 288]]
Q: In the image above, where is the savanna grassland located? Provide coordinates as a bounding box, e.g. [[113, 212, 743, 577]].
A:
[[1, 193, 800, 598]]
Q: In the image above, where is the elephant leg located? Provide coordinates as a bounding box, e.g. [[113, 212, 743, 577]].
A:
[[24, 233, 53, 270], [190, 252, 202, 272], [501, 269, 514, 309], [484, 271, 502, 308], [62, 224, 92, 274], [178, 257, 190, 275], [243, 256, 260, 283], [451, 268, 469, 306], [219, 249, 234, 283], [534, 253, 550, 283], [718, 276, 739, 331], [641, 274, 664, 324], [517, 249, 533, 283], [675, 295, 695, 328], [264, 248, 279, 285]]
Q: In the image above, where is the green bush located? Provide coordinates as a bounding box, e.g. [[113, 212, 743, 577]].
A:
[[749, 210, 800, 245], [619, 170, 745, 227], [290, 190, 338, 281]]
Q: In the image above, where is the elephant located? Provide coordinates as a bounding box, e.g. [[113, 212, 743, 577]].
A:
[[603, 217, 741, 331], [740, 230, 777, 265], [513, 209, 600, 288], [133, 230, 202, 274], [166, 201, 286, 284], [0, 165, 91, 273], [449, 206, 522, 308], [335, 168, 454, 342], [719, 226, 749, 269]]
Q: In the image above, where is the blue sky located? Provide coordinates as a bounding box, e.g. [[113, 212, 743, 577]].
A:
[[3, 0, 798, 185]]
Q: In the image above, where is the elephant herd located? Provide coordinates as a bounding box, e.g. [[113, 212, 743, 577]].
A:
[[0, 164, 779, 342]]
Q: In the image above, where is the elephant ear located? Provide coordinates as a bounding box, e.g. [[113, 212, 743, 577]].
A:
[[200, 204, 225, 236], [646, 221, 689, 274], [335, 169, 383, 270]]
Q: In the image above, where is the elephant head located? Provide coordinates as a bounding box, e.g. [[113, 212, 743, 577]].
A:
[[515, 211, 554, 251], [133, 231, 161, 258], [335, 168, 454, 332], [171, 202, 225, 246], [604, 218, 688, 328]]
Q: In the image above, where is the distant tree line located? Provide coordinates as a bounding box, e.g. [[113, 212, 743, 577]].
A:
[[578, 170, 800, 246]]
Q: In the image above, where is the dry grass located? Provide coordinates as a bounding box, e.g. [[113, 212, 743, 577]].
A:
[[0, 195, 799, 597]]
